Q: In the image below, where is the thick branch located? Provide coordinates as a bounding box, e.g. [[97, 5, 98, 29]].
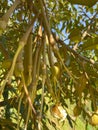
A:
[[0, 16, 37, 94], [2, 0, 21, 22], [38, 0, 55, 46], [0, 0, 21, 35], [20, 15, 37, 46]]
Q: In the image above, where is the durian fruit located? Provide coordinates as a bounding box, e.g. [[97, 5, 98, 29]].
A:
[[90, 110, 98, 126], [50, 103, 67, 121]]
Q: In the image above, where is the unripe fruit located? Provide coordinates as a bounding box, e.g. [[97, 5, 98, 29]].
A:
[[90, 110, 98, 126], [53, 66, 60, 76], [52, 63, 60, 79]]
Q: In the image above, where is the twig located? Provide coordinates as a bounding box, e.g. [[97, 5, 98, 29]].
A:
[[21, 72, 36, 115], [0, 0, 21, 34]]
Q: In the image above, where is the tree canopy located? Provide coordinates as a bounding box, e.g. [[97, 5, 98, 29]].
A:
[[0, 0, 98, 129]]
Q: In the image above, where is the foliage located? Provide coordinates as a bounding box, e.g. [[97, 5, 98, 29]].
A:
[[0, 0, 98, 129]]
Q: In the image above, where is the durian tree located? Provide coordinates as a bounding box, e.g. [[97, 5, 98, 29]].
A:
[[0, 0, 98, 129]]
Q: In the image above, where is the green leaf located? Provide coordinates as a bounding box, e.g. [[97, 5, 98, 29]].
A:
[[80, 37, 98, 50], [69, 28, 81, 42], [68, 0, 98, 7]]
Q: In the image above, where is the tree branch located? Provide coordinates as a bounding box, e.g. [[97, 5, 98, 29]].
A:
[[38, 0, 56, 46], [54, 35, 98, 69], [0, 0, 21, 34], [0, 16, 37, 94]]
